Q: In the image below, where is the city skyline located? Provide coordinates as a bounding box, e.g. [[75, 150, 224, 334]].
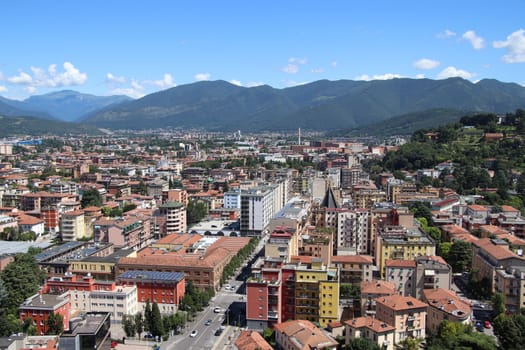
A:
[[1, 0, 524, 100]]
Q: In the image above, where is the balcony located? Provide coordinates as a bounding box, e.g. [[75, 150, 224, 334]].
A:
[[268, 311, 279, 320]]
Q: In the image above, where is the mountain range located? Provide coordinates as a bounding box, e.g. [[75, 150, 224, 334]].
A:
[[1, 77, 524, 135]]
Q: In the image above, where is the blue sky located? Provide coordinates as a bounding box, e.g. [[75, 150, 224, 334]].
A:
[[1, 1, 524, 100]]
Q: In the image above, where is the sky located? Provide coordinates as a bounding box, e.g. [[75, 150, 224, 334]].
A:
[[1, 1, 524, 100]]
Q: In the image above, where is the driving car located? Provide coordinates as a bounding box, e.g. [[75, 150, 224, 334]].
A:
[[190, 330, 198, 337], [205, 319, 212, 326], [214, 328, 223, 336], [214, 306, 221, 313]]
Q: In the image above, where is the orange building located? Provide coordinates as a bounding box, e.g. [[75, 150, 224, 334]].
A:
[[19, 294, 70, 335]]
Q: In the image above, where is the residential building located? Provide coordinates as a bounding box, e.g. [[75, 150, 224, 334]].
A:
[[246, 258, 339, 329], [118, 270, 185, 314], [154, 201, 187, 237], [422, 288, 472, 333], [360, 280, 396, 316], [494, 265, 525, 313], [60, 210, 89, 241], [472, 238, 525, 293], [274, 319, 338, 350], [240, 187, 274, 236], [224, 190, 242, 209], [265, 227, 299, 262], [94, 216, 152, 249], [375, 225, 435, 278], [385, 260, 416, 297], [375, 295, 428, 344], [19, 294, 70, 335], [344, 316, 395, 350], [330, 255, 374, 284]]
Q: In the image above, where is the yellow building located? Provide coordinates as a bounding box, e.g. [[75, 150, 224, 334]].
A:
[[293, 259, 339, 327], [375, 226, 435, 278]]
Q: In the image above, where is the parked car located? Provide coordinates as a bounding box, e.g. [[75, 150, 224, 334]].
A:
[[484, 320, 491, 329], [144, 333, 154, 339], [214, 328, 223, 336], [190, 330, 198, 337], [214, 307, 222, 313]]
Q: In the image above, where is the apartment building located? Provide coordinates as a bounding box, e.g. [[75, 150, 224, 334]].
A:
[[375, 295, 428, 344], [330, 255, 374, 284], [360, 280, 396, 316], [422, 288, 472, 333], [154, 201, 187, 237], [93, 216, 152, 250], [375, 225, 435, 278], [344, 316, 395, 350], [246, 258, 339, 329], [60, 210, 89, 241], [19, 294, 71, 335]]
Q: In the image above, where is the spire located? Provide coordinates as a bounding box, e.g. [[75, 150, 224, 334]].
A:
[[320, 187, 340, 208]]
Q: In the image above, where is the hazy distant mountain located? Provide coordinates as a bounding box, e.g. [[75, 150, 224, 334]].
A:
[[81, 78, 525, 131], [22, 90, 132, 121], [0, 115, 100, 137], [0, 97, 55, 119]]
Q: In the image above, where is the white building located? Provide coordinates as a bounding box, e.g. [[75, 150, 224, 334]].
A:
[[224, 190, 241, 209]]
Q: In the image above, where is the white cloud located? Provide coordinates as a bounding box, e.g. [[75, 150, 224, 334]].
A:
[[148, 73, 176, 89], [493, 29, 525, 63], [106, 73, 126, 84], [286, 80, 309, 87], [230, 80, 242, 86], [8, 71, 33, 84], [0, 71, 4, 80], [437, 66, 473, 79], [437, 29, 456, 38], [355, 73, 403, 81], [282, 64, 299, 74], [289, 57, 307, 65], [246, 81, 265, 87], [25, 86, 36, 94], [413, 58, 440, 70], [0, 86, 7, 93], [331, 61, 338, 67], [194, 73, 211, 81], [7, 62, 87, 88], [415, 74, 425, 79], [311, 68, 325, 73], [462, 30, 485, 49], [111, 79, 145, 99]]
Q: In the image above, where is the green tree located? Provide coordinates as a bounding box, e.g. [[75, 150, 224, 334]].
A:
[[144, 300, 152, 333], [150, 302, 164, 337], [186, 200, 208, 225], [81, 188, 103, 208], [493, 312, 525, 350], [438, 242, 452, 261], [22, 317, 37, 336], [46, 313, 64, 335], [492, 292, 505, 317], [134, 312, 144, 338], [396, 337, 423, 350], [447, 240, 472, 273], [122, 314, 136, 337]]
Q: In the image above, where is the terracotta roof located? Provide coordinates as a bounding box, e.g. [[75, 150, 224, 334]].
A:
[[422, 288, 471, 319], [361, 280, 396, 295], [495, 233, 525, 246], [376, 294, 428, 312], [331, 255, 373, 264], [451, 233, 479, 243], [344, 316, 395, 334], [473, 238, 522, 261], [17, 214, 44, 226], [442, 224, 469, 235], [273, 320, 338, 350], [468, 204, 487, 212], [415, 255, 448, 266], [480, 225, 508, 235], [385, 260, 416, 268], [235, 330, 273, 350], [501, 205, 519, 212]]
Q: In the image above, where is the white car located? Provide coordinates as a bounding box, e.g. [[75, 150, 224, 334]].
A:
[[190, 330, 198, 337], [214, 307, 222, 313]]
